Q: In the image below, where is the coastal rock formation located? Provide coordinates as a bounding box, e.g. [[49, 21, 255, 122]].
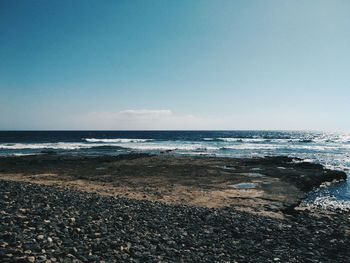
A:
[[0, 154, 346, 214]]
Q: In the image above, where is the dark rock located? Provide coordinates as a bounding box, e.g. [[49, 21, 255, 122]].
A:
[[0, 180, 349, 262]]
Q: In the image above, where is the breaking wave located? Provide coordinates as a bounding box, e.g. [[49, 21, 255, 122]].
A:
[[0, 142, 125, 150], [85, 138, 153, 143], [201, 133, 350, 144], [117, 143, 218, 152]]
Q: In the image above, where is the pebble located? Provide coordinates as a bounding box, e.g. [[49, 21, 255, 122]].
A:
[[37, 235, 44, 240], [27, 256, 35, 262], [0, 180, 349, 263]]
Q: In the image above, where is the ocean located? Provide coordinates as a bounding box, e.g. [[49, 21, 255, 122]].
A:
[[1, 130, 349, 205]]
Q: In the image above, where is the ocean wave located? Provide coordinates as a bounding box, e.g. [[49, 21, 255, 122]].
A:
[[218, 138, 267, 142], [0, 142, 125, 150], [202, 137, 272, 143], [2, 139, 349, 153], [12, 153, 41, 157], [298, 139, 314, 143], [85, 138, 153, 143], [305, 133, 350, 144], [203, 133, 350, 144], [287, 144, 347, 151], [218, 138, 269, 142], [220, 144, 281, 150], [204, 137, 308, 144], [120, 143, 219, 152]]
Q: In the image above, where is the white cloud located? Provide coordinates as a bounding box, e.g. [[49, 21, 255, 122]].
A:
[[72, 109, 228, 130]]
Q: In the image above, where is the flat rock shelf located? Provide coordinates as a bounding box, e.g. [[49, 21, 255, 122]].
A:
[[0, 154, 346, 213]]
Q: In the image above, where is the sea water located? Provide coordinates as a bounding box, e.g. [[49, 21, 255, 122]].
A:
[[1, 131, 349, 207]]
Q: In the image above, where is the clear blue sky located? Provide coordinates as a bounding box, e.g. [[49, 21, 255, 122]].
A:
[[1, 0, 349, 130]]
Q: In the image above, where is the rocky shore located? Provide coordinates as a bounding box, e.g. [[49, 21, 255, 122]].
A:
[[1, 180, 350, 263], [0, 154, 349, 262]]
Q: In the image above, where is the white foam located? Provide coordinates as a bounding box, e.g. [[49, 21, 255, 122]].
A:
[[0, 142, 119, 150], [217, 138, 267, 142], [303, 196, 350, 212], [221, 143, 280, 150], [12, 153, 41, 157], [287, 144, 345, 151], [85, 138, 152, 143], [121, 143, 219, 151], [307, 133, 350, 144]]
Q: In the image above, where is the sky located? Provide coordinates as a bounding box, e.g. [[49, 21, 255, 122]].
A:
[[0, 0, 349, 131]]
